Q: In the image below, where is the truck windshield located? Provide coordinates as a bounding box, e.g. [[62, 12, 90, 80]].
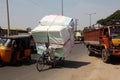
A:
[[110, 26, 120, 39]]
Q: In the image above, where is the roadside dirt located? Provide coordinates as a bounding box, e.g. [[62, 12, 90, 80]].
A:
[[50, 55, 120, 80], [85, 56, 120, 80], [47, 43, 120, 80], [69, 55, 120, 80]]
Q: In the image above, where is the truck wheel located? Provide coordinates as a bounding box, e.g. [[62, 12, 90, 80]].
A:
[[88, 49, 94, 56], [102, 49, 110, 63]]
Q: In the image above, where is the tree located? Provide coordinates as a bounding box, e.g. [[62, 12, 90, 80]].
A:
[[97, 10, 120, 25]]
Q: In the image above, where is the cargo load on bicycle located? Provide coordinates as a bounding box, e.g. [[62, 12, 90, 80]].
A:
[[31, 15, 74, 59]]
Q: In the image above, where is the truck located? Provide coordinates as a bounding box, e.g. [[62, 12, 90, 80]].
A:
[[84, 25, 120, 63], [74, 31, 81, 41]]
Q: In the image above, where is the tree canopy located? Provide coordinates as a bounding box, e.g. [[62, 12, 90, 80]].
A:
[[97, 10, 120, 25]]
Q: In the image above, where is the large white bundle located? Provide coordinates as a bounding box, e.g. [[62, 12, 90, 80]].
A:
[[31, 15, 74, 57], [32, 25, 70, 45], [40, 15, 72, 26]]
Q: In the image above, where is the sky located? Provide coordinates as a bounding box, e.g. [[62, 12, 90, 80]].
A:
[[0, 0, 120, 30]]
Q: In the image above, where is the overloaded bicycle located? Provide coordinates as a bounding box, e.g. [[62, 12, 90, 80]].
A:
[[31, 15, 74, 71], [36, 43, 65, 71]]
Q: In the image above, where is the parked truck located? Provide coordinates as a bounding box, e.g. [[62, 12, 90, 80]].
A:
[[84, 25, 120, 63]]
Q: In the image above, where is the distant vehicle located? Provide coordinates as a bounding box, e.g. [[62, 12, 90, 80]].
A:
[[31, 15, 74, 71], [74, 31, 81, 41], [0, 34, 31, 66], [84, 25, 120, 63], [0, 28, 28, 36]]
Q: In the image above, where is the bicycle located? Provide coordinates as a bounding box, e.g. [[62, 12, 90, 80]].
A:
[[36, 48, 56, 72]]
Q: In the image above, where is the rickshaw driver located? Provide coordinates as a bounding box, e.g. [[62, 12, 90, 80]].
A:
[[42, 43, 50, 60], [44, 42, 55, 61]]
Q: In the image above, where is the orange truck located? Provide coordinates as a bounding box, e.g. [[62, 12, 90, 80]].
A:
[[84, 25, 120, 63]]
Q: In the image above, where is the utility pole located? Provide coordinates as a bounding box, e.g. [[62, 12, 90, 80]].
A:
[[61, 0, 63, 16], [6, 0, 10, 36], [87, 13, 96, 27], [75, 19, 79, 31]]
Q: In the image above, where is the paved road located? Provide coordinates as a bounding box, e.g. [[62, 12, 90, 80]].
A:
[[0, 42, 88, 80], [1, 42, 120, 80]]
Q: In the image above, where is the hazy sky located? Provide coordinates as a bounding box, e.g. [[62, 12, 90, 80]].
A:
[[0, 0, 120, 30]]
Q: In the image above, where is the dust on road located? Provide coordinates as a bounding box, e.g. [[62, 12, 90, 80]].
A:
[[52, 43, 120, 80]]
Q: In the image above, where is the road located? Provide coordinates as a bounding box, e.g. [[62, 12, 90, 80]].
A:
[[0, 42, 120, 80]]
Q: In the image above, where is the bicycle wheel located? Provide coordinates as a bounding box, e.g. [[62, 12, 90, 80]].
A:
[[36, 57, 44, 72]]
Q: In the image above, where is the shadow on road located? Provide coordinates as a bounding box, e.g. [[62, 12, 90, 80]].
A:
[[91, 54, 101, 58], [62, 60, 90, 68], [0, 59, 37, 67], [37, 60, 91, 72], [13, 59, 37, 67], [52, 60, 90, 69], [89, 54, 120, 65], [110, 57, 120, 65]]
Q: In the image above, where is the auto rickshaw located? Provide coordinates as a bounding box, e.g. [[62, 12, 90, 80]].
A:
[[0, 34, 31, 65]]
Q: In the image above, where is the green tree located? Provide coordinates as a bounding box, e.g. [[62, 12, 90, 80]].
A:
[[97, 10, 120, 25]]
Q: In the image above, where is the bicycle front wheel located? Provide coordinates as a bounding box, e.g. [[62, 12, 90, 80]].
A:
[[36, 57, 44, 72]]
